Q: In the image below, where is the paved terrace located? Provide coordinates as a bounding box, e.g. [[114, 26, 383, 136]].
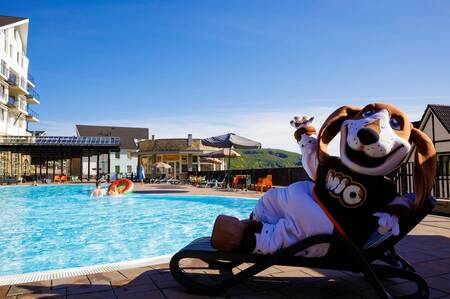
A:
[[1, 184, 450, 299]]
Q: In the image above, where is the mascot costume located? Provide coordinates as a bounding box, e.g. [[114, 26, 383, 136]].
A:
[[211, 103, 436, 256]]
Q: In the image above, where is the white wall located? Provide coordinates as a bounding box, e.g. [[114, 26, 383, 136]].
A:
[[109, 149, 138, 180]]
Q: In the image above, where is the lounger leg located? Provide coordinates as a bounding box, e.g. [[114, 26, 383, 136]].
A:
[[378, 248, 416, 272], [170, 253, 275, 295]]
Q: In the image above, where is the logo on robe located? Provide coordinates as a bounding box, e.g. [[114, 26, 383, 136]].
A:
[[325, 170, 367, 208]]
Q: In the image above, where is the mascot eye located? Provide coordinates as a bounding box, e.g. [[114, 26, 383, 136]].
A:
[[390, 117, 401, 130], [362, 110, 375, 118]]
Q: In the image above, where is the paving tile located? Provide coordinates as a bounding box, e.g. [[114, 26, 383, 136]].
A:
[[66, 283, 111, 296], [0, 285, 10, 298], [415, 260, 450, 278], [88, 271, 127, 284], [163, 286, 215, 299], [8, 281, 53, 297], [113, 281, 158, 297], [426, 276, 450, 293], [16, 290, 66, 299], [118, 267, 151, 280], [52, 276, 90, 290], [387, 281, 448, 298], [116, 289, 165, 299], [239, 289, 290, 299], [67, 290, 116, 299], [279, 284, 332, 299]]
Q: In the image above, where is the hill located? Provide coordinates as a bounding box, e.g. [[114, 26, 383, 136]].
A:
[[229, 148, 302, 169]]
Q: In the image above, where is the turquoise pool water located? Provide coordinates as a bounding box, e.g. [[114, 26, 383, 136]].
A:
[[0, 185, 255, 276]]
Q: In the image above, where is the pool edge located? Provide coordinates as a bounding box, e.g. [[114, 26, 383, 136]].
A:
[[0, 254, 173, 286]]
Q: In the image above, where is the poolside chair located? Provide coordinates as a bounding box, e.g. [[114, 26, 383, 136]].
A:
[[170, 196, 435, 299], [54, 175, 61, 183], [60, 175, 68, 183], [254, 174, 272, 192]]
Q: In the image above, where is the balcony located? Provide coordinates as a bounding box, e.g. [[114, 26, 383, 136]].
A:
[[7, 96, 27, 113], [28, 73, 36, 86], [26, 88, 40, 104], [7, 73, 28, 94], [0, 60, 8, 79], [7, 73, 18, 86], [26, 107, 39, 122]]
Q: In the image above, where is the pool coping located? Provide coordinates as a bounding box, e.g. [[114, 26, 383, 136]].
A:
[[0, 254, 173, 286]]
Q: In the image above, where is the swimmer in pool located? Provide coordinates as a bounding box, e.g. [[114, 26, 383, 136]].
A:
[[91, 181, 105, 197], [108, 184, 120, 197]]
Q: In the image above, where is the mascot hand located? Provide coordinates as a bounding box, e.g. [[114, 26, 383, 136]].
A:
[[373, 212, 400, 236]]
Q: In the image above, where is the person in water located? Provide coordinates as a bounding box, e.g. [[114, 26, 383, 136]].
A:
[[91, 181, 105, 197]]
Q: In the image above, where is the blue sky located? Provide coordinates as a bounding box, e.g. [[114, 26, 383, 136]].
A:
[[2, 0, 450, 152]]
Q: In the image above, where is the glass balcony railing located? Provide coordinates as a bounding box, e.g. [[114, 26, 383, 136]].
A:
[[7, 73, 18, 86], [7, 96, 17, 107], [27, 107, 39, 120], [28, 74, 36, 85], [27, 88, 40, 101]]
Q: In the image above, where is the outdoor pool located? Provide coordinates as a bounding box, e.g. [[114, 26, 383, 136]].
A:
[[0, 184, 255, 276]]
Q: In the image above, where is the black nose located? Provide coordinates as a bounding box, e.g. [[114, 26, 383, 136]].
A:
[[357, 128, 379, 145]]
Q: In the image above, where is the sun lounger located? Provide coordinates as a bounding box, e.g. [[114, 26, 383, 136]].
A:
[[170, 196, 435, 298], [167, 177, 181, 184], [54, 175, 61, 183]]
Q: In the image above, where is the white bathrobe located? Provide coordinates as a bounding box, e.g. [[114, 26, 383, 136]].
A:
[[250, 131, 333, 257], [251, 181, 334, 257]]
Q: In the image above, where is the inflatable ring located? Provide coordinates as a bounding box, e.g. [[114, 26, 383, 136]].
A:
[[108, 178, 134, 195]]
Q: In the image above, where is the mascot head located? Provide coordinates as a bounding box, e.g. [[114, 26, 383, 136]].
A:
[[318, 103, 436, 209]]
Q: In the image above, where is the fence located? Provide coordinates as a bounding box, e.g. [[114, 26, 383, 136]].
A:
[[188, 161, 450, 200], [391, 161, 449, 200]]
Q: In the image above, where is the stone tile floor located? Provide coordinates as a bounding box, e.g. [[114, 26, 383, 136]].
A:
[[1, 214, 449, 298]]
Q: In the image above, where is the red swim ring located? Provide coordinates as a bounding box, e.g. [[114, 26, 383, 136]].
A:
[[108, 178, 134, 194]]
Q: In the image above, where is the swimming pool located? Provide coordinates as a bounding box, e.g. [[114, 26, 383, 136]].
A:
[[0, 185, 256, 276]]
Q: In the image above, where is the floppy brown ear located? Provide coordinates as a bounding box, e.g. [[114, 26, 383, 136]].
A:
[[410, 127, 437, 210], [317, 105, 361, 163]]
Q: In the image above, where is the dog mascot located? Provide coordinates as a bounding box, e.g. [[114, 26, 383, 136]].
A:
[[211, 103, 436, 256]]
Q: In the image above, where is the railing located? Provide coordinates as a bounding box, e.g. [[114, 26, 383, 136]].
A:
[[27, 107, 39, 120], [7, 96, 17, 107], [7, 73, 18, 86], [189, 162, 450, 200], [0, 60, 8, 78], [392, 161, 450, 200], [28, 73, 35, 85], [26, 88, 40, 101]]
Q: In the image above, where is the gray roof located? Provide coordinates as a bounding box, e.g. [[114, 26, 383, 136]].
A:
[[0, 15, 27, 28], [76, 125, 149, 149], [428, 104, 450, 134]]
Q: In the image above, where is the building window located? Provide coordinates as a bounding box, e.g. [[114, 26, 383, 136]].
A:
[[115, 165, 120, 173], [127, 151, 132, 159], [14, 29, 17, 40], [17, 51, 20, 64], [127, 165, 132, 173], [0, 108, 4, 121], [9, 45, 12, 57], [0, 84, 5, 100], [115, 152, 120, 159]]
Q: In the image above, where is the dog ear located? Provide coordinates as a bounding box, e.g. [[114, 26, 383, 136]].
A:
[[317, 105, 361, 163], [409, 127, 436, 210]]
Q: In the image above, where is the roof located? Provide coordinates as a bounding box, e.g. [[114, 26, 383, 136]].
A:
[[0, 136, 120, 147], [0, 16, 27, 28], [428, 104, 450, 134], [76, 125, 149, 149], [411, 121, 421, 129]]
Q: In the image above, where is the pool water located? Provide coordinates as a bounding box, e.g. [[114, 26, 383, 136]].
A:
[[0, 185, 256, 276]]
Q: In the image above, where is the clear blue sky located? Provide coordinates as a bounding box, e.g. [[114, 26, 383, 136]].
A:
[[2, 0, 450, 151]]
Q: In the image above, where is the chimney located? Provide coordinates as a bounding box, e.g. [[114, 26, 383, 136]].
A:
[[187, 134, 192, 147]]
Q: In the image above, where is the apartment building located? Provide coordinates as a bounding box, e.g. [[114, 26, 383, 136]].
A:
[[0, 16, 40, 178]]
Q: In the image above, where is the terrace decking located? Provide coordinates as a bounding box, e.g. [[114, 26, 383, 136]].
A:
[[1, 185, 450, 299]]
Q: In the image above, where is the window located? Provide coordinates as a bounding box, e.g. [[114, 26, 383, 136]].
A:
[[127, 165, 132, 173], [115, 165, 120, 173], [0, 84, 5, 100], [14, 29, 17, 40], [17, 51, 20, 64], [115, 152, 120, 159], [0, 108, 4, 121], [9, 45, 12, 57], [127, 151, 132, 159]]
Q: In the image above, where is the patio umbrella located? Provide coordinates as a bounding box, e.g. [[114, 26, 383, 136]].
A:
[[200, 157, 224, 164], [201, 133, 261, 186], [152, 162, 172, 169]]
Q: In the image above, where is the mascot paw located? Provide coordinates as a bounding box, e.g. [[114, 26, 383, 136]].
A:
[[373, 212, 400, 236], [290, 115, 315, 129]]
